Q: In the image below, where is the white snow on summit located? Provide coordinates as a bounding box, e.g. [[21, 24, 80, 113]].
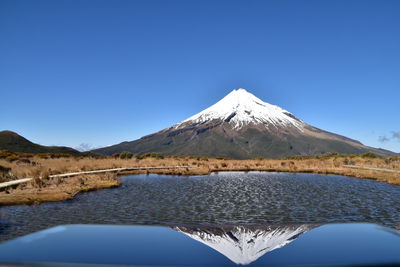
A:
[[176, 88, 304, 130], [175, 225, 312, 265]]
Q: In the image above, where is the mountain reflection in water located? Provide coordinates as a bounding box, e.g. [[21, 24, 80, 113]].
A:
[[0, 223, 400, 266], [174, 224, 317, 265]]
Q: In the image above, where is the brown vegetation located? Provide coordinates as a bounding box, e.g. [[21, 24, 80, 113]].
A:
[[0, 151, 399, 206], [0, 173, 120, 206]]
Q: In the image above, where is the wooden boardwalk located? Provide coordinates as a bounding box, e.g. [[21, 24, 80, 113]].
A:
[[0, 178, 32, 190], [343, 165, 400, 174], [0, 166, 189, 190], [3, 165, 397, 190]]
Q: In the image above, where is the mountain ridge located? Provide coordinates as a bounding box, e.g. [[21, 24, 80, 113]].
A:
[[93, 89, 396, 158], [0, 130, 80, 155]]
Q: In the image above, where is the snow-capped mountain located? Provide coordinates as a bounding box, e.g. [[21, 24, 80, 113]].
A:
[[93, 88, 395, 158], [174, 225, 316, 265], [175, 88, 304, 131]]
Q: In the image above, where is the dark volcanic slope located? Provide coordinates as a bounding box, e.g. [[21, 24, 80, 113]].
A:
[[93, 89, 396, 159], [0, 130, 80, 155], [93, 122, 394, 159]]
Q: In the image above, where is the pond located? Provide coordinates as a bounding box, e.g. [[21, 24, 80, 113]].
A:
[[1, 172, 400, 241]]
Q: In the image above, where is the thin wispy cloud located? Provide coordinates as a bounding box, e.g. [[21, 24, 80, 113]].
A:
[[378, 131, 400, 143], [378, 136, 390, 143], [392, 131, 400, 141]]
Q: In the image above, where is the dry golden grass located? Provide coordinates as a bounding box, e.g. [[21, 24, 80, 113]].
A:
[[0, 153, 399, 206], [0, 173, 120, 206]]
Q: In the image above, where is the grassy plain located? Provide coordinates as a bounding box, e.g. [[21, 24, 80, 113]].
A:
[[0, 151, 399, 205]]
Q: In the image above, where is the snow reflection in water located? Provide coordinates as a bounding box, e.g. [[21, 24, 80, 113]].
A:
[[174, 224, 317, 265]]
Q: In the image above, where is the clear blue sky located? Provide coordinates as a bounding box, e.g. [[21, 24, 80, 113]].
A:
[[1, 0, 399, 152]]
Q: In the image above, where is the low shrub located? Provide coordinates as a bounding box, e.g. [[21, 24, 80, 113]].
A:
[[0, 151, 16, 160], [136, 152, 164, 159], [5, 154, 19, 162], [0, 165, 11, 173], [119, 151, 133, 159], [361, 152, 379, 159]]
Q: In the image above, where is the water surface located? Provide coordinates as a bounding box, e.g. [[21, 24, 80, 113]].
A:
[[1, 223, 400, 266], [1, 172, 400, 241]]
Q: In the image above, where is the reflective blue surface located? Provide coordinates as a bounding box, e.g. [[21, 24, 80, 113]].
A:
[[2, 172, 400, 242], [0, 223, 399, 266]]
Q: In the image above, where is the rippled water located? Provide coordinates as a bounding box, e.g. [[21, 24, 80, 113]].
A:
[[1, 172, 400, 241]]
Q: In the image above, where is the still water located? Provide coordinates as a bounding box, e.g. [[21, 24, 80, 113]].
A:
[[1, 172, 400, 241], [1, 223, 400, 266]]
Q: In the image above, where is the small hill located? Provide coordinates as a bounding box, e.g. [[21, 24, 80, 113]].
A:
[[0, 130, 80, 155]]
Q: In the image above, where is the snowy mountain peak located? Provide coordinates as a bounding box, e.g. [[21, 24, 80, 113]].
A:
[[176, 88, 304, 130], [174, 225, 315, 265]]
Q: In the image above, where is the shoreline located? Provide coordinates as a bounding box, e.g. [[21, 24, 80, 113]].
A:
[[0, 167, 399, 207], [1, 154, 399, 206]]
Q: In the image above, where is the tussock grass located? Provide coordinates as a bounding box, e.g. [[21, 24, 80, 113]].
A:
[[0, 151, 399, 206]]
